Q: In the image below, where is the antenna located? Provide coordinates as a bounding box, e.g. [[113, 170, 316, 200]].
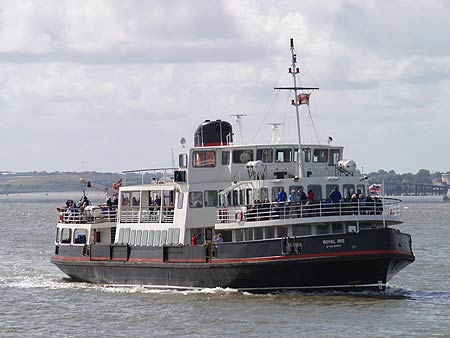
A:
[[267, 123, 283, 144], [230, 114, 246, 145]]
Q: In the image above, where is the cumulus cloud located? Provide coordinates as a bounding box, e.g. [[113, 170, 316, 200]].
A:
[[0, 0, 449, 173]]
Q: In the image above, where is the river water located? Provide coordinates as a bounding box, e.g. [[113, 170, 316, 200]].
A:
[[1, 193, 449, 337]]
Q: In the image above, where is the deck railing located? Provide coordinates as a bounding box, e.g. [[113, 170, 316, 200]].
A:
[[120, 207, 174, 223], [217, 198, 401, 223], [58, 206, 118, 224]]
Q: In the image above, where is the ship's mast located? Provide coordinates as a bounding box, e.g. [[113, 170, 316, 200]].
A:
[[275, 38, 319, 178]]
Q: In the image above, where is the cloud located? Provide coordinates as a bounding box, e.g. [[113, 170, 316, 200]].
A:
[[0, 0, 449, 174]]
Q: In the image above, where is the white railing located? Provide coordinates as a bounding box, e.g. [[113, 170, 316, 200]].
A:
[[120, 207, 174, 223], [58, 206, 118, 224], [217, 198, 401, 223]]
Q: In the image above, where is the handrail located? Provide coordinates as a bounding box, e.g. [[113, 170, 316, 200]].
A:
[[217, 198, 401, 224], [58, 206, 118, 224]]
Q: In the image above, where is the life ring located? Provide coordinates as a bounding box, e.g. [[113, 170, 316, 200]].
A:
[[235, 210, 244, 222]]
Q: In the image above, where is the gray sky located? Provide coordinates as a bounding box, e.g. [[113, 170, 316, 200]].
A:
[[0, 0, 449, 174]]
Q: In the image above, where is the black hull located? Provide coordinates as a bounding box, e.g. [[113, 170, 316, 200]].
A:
[[52, 228, 414, 292]]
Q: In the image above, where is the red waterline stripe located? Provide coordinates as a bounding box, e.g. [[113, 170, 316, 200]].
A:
[[52, 256, 90, 262], [210, 249, 412, 264]]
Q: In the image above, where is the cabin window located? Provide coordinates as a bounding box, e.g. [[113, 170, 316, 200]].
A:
[[235, 229, 244, 242], [74, 228, 87, 244], [307, 185, 322, 200], [204, 190, 218, 207], [313, 149, 328, 163], [189, 192, 203, 208], [148, 230, 155, 246], [174, 228, 180, 244], [357, 185, 366, 197], [60, 228, 72, 244], [177, 192, 184, 209], [272, 186, 284, 201], [293, 225, 311, 236], [329, 149, 341, 166], [254, 227, 263, 240], [191, 229, 204, 245], [343, 184, 355, 199], [232, 149, 254, 163], [136, 230, 142, 246], [275, 148, 292, 162], [161, 230, 167, 245], [155, 230, 161, 246], [179, 154, 188, 168], [168, 228, 174, 244], [260, 188, 269, 202], [326, 184, 339, 199], [265, 227, 275, 239], [142, 230, 149, 246], [277, 226, 288, 238], [124, 228, 131, 244], [244, 228, 253, 241], [221, 151, 230, 165], [193, 150, 216, 167], [130, 230, 136, 245], [117, 228, 124, 244], [332, 224, 344, 234], [230, 190, 244, 206], [256, 148, 273, 163], [316, 224, 330, 234], [131, 192, 140, 207], [121, 192, 130, 206]]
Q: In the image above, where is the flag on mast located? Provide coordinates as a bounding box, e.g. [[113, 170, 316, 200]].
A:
[[112, 178, 122, 190], [298, 93, 310, 105]]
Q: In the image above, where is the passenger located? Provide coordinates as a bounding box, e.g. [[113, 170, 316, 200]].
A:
[[350, 194, 358, 215], [154, 195, 161, 206], [132, 196, 139, 206], [288, 190, 299, 217], [298, 188, 307, 203], [215, 233, 224, 243], [277, 187, 288, 218], [261, 197, 271, 220], [365, 195, 374, 214], [329, 187, 342, 204], [112, 193, 119, 206], [191, 233, 198, 246], [78, 194, 90, 209], [106, 197, 113, 208], [288, 190, 299, 203], [307, 189, 315, 201]]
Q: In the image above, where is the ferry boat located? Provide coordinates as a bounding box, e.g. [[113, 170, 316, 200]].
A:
[[51, 39, 414, 292]]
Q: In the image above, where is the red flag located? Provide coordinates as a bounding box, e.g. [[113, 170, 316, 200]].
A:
[[298, 93, 310, 105], [112, 178, 122, 190]]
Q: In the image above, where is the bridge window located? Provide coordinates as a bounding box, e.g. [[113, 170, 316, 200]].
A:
[[256, 148, 273, 163], [233, 149, 254, 163], [204, 190, 218, 207], [275, 148, 292, 162], [221, 151, 230, 165], [193, 151, 216, 167], [313, 149, 328, 163], [179, 154, 188, 168], [189, 192, 203, 208], [329, 149, 341, 165]]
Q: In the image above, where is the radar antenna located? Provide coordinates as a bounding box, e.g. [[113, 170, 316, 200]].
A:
[[230, 114, 246, 145], [267, 123, 283, 144]]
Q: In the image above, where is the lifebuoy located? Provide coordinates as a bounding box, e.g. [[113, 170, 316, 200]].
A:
[[235, 210, 244, 222]]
